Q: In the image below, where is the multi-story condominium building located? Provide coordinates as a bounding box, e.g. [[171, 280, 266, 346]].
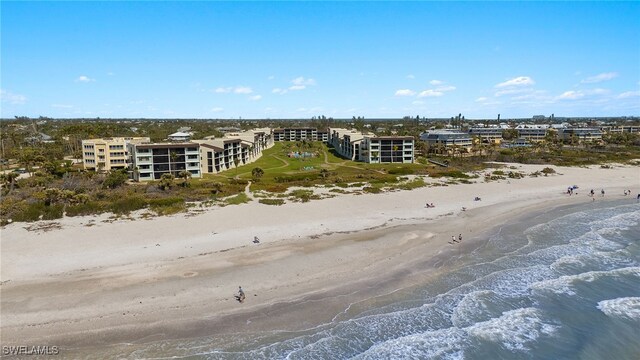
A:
[[360, 136, 414, 163], [82, 137, 150, 171], [600, 125, 640, 133], [273, 127, 327, 142], [468, 127, 503, 144], [194, 128, 274, 175], [329, 128, 364, 160], [561, 127, 603, 142], [515, 125, 549, 142], [329, 128, 414, 163], [420, 130, 473, 149], [128, 142, 201, 181]]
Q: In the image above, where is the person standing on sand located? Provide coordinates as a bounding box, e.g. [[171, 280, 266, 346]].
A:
[[452, 235, 457, 243], [601, 189, 605, 197], [458, 234, 462, 242], [237, 286, 245, 303]]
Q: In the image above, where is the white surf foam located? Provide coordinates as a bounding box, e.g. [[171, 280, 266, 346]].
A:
[[597, 297, 640, 321], [466, 307, 558, 351]]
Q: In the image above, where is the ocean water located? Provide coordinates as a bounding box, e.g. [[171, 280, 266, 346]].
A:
[[112, 200, 640, 359]]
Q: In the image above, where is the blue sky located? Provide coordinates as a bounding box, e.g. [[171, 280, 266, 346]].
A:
[[2, 1, 639, 119]]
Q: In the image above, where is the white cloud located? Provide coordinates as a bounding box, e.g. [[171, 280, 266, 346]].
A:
[[249, 95, 262, 101], [272, 88, 287, 95], [291, 76, 316, 86], [417, 90, 443, 98], [556, 90, 584, 100], [429, 80, 443, 86], [76, 75, 95, 83], [581, 72, 618, 84], [495, 76, 535, 88], [214, 86, 253, 94], [495, 88, 531, 97], [395, 89, 416, 96], [475, 97, 488, 102], [289, 85, 306, 91], [556, 88, 611, 101], [210, 107, 224, 113], [618, 90, 640, 98], [435, 85, 456, 92], [234, 86, 253, 94], [406, 74, 415, 79], [0, 89, 27, 104]]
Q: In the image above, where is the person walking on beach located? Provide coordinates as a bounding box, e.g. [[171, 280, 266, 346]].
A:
[[590, 189, 595, 197], [452, 235, 457, 243], [601, 189, 605, 197], [458, 234, 463, 242], [237, 286, 246, 303]]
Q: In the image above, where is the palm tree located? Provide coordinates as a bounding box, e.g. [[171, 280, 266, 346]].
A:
[[392, 145, 399, 163], [233, 156, 240, 176], [169, 151, 178, 176], [178, 170, 192, 187], [0, 172, 19, 193], [159, 173, 175, 190], [251, 167, 264, 181]]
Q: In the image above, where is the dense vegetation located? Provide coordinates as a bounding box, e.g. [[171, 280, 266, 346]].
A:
[[1, 117, 639, 224]]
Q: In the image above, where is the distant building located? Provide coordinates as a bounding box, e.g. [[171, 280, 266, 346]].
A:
[[561, 127, 603, 142], [273, 127, 328, 142], [515, 125, 549, 142], [167, 131, 192, 142], [420, 130, 473, 149], [601, 125, 640, 134], [128, 142, 201, 181], [502, 138, 532, 148], [468, 127, 503, 144], [82, 137, 150, 171]]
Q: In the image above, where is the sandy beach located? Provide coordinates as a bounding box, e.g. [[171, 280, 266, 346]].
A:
[[1, 163, 638, 355]]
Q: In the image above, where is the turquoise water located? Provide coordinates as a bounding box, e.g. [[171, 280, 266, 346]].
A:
[[113, 200, 640, 359]]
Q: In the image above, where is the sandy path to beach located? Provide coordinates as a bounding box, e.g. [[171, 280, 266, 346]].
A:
[[1, 163, 638, 350]]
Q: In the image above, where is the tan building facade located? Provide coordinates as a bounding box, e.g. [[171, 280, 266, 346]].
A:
[[82, 137, 150, 171]]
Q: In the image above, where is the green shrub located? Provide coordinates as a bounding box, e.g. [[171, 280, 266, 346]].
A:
[[147, 197, 184, 208], [259, 198, 285, 206], [363, 186, 382, 194], [109, 196, 147, 214], [388, 167, 414, 175], [12, 203, 63, 222], [66, 202, 104, 217], [225, 193, 250, 205]]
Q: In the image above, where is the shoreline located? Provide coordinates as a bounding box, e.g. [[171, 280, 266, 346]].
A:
[[1, 163, 638, 354]]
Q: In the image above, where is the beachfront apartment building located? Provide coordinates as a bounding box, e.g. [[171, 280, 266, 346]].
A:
[[561, 127, 603, 142], [329, 128, 414, 163], [128, 142, 201, 181], [194, 128, 274, 175], [468, 127, 503, 144], [361, 136, 415, 164], [273, 127, 329, 142], [420, 130, 473, 152], [82, 137, 150, 171], [515, 125, 549, 142]]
